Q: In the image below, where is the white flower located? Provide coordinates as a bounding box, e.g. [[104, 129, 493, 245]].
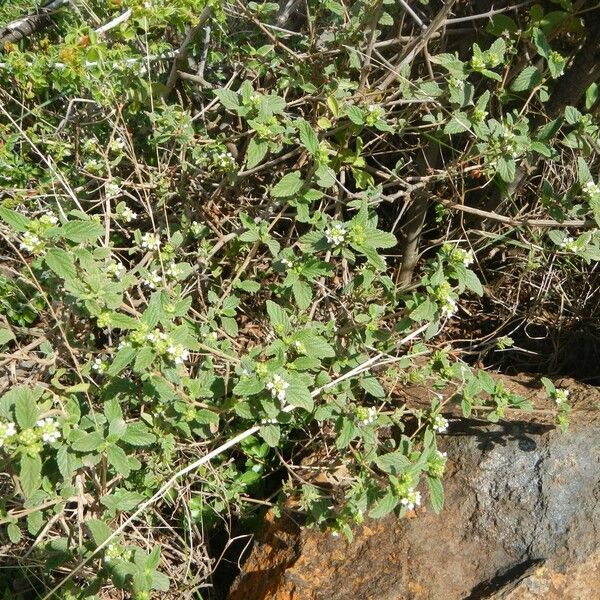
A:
[[205, 331, 218, 342], [20, 232, 43, 254], [166, 263, 182, 279], [167, 344, 189, 365], [281, 258, 294, 269], [105, 182, 121, 199], [440, 298, 458, 318], [140, 232, 161, 250], [41, 212, 58, 225], [325, 223, 346, 247], [143, 270, 162, 289], [559, 236, 577, 252], [266, 374, 289, 403], [583, 180, 600, 198], [92, 357, 106, 373], [107, 261, 126, 279], [0, 420, 17, 446], [118, 339, 131, 349], [400, 488, 421, 512], [555, 388, 570, 405], [110, 138, 126, 152], [190, 221, 204, 237], [357, 406, 377, 426], [37, 417, 61, 444], [432, 414, 449, 433], [121, 206, 137, 223], [293, 340, 306, 353], [462, 250, 474, 267]]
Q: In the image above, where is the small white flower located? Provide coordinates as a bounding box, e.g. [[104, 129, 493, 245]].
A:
[[293, 340, 306, 353], [143, 270, 162, 289], [118, 339, 131, 349], [281, 258, 294, 269], [400, 488, 421, 512], [107, 261, 126, 279], [325, 223, 346, 247], [20, 232, 43, 254], [357, 406, 377, 426], [92, 357, 106, 373], [432, 414, 449, 433], [37, 417, 61, 444], [583, 180, 600, 198], [190, 221, 204, 237], [555, 388, 570, 405], [110, 138, 126, 152], [140, 232, 161, 251], [266, 374, 289, 403], [41, 212, 58, 225], [205, 331, 218, 342], [167, 344, 189, 365], [440, 298, 458, 318], [105, 182, 121, 199], [121, 206, 137, 223], [0, 420, 17, 446]]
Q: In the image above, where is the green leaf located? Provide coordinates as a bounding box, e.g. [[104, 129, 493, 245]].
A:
[[87, 519, 113, 547], [221, 316, 239, 337], [336, 417, 358, 449], [510, 66, 542, 92], [108, 418, 127, 441], [266, 300, 291, 334], [214, 88, 240, 111], [56, 445, 76, 481], [463, 269, 483, 296], [20, 454, 42, 497], [292, 279, 312, 310], [246, 138, 269, 169], [293, 331, 334, 358], [107, 445, 131, 478], [15, 392, 39, 429], [0, 328, 15, 345], [364, 228, 397, 249], [532, 27, 550, 59], [233, 376, 264, 396], [496, 157, 516, 183], [285, 380, 314, 412], [369, 490, 399, 519], [134, 347, 155, 373], [345, 105, 364, 125], [71, 431, 105, 452], [259, 424, 280, 447], [236, 280, 261, 293], [360, 376, 385, 398], [101, 489, 145, 515], [107, 346, 136, 376], [0, 207, 30, 232], [60, 220, 104, 243], [427, 476, 445, 513], [122, 422, 157, 446], [45, 248, 77, 282], [444, 112, 471, 135], [271, 172, 304, 198], [7, 523, 22, 544], [375, 451, 410, 474], [410, 299, 437, 322], [296, 119, 319, 156], [259, 94, 286, 117]]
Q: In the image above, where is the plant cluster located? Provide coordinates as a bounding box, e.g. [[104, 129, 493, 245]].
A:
[[0, 0, 597, 597]]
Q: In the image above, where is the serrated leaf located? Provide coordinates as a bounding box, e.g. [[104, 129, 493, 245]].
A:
[[369, 490, 399, 519], [364, 228, 397, 249], [0, 207, 30, 232], [292, 279, 312, 310], [0, 328, 15, 345], [87, 519, 113, 547], [510, 66, 542, 92], [233, 376, 264, 396], [45, 248, 77, 282], [360, 376, 385, 398], [236, 280, 261, 293], [427, 476, 445, 513], [107, 445, 130, 478], [15, 393, 39, 429], [56, 445, 76, 481], [71, 431, 105, 452], [122, 422, 156, 446], [296, 119, 319, 155], [259, 424, 280, 447], [410, 299, 437, 322], [7, 523, 22, 543], [134, 347, 155, 373], [20, 454, 42, 497], [246, 138, 269, 169], [336, 417, 358, 449], [60, 220, 104, 243], [375, 451, 411, 474], [285, 380, 314, 412], [101, 489, 145, 515], [266, 300, 291, 334], [214, 88, 240, 111], [221, 316, 239, 337], [496, 157, 516, 183], [293, 331, 334, 358], [444, 112, 471, 135], [271, 172, 304, 198], [107, 346, 136, 376], [345, 105, 364, 125]]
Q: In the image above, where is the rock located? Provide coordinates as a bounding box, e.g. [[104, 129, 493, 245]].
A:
[[229, 375, 600, 600]]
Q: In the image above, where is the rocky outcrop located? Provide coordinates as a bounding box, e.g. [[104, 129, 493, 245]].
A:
[[229, 375, 600, 600]]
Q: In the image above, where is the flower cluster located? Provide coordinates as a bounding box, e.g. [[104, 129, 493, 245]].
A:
[[355, 406, 377, 426], [434, 282, 458, 318], [167, 344, 189, 365], [554, 388, 570, 405], [365, 104, 384, 125], [0, 420, 17, 447], [140, 232, 161, 251], [559, 236, 577, 253], [212, 150, 236, 172], [325, 223, 346, 247], [118, 206, 137, 223], [37, 417, 61, 444], [20, 232, 44, 254], [427, 450, 448, 478], [105, 182, 121, 199], [400, 488, 422, 512], [432, 414, 449, 433], [92, 357, 107, 374], [106, 261, 126, 279], [266, 374, 289, 403], [144, 329, 190, 366], [442, 243, 474, 267], [582, 180, 600, 201]]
